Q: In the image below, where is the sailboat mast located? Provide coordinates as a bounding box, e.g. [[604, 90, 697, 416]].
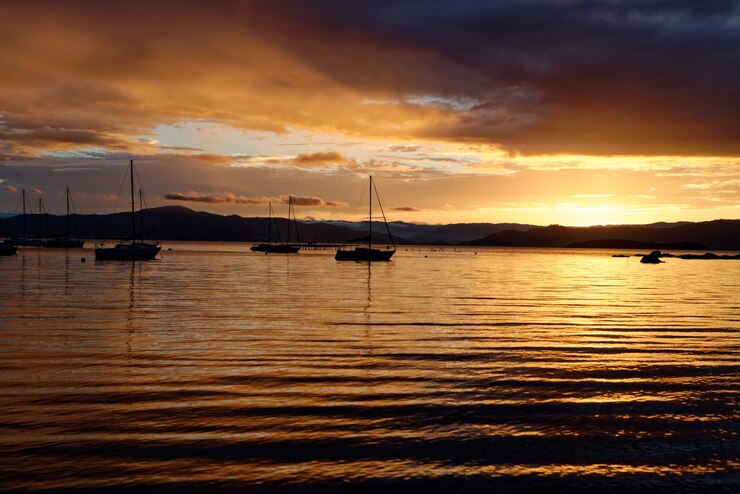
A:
[[268, 202, 272, 243], [22, 189, 26, 239], [369, 176, 372, 250], [38, 198, 42, 238], [291, 196, 300, 246], [130, 160, 136, 243], [65, 187, 70, 238], [373, 178, 396, 251], [287, 197, 291, 244], [139, 189, 144, 243]]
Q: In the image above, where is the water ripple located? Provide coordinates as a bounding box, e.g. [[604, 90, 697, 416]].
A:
[[0, 245, 738, 492]]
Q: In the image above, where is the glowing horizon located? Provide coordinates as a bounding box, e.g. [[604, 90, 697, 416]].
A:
[[0, 1, 738, 226]]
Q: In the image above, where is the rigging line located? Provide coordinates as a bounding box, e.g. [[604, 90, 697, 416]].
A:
[[133, 161, 145, 195], [131, 161, 159, 241], [112, 164, 129, 213], [139, 189, 159, 241], [272, 201, 283, 244], [38, 197, 56, 237], [291, 198, 301, 246], [372, 178, 395, 250], [24, 190, 34, 214], [342, 179, 369, 243], [49, 189, 69, 237], [68, 191, 81, 238], [266, 202, 272, 243], [272, 211, 283, 244], [285, 197, 290, 244]]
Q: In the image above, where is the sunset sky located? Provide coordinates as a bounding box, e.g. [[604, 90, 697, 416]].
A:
[[1, 0, 738, 226]]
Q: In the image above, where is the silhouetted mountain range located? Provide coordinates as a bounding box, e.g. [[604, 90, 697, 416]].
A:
[[1, 206, 402, 244], [1, 206, 737, 250], [462, 221, 739, 251], [316, 220, 535, 244], [567, 239, 708, 250]]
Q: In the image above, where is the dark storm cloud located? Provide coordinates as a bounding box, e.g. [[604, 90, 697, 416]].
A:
[[253, 0, 740, 154]]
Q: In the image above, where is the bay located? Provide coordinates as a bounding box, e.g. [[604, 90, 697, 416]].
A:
[[0, 244, 738, 492]]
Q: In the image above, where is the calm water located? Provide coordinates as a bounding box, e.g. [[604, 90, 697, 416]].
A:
[[0, 244, 738, 493]]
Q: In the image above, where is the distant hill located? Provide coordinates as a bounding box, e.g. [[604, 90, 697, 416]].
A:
[[316, 220, 534, 244], [402, 222, 535, 244], [1, 206, 404, 244], [463, 220, 740, 251], [3, 206, 737, 249]]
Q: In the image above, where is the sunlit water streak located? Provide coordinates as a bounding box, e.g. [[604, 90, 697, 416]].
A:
[[0, 244, 738, 493]]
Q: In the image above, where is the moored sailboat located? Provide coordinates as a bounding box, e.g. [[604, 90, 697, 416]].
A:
[[95, 160, 161, 261], [335, 176, 396, 262], [0, 218, 17, 256], [251, 196, 300, 253], [43, 188, 84, 248], [8, 189, 43, 247], [0, 242, 16, 256]]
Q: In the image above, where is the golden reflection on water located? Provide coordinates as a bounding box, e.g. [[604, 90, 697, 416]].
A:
[[0, 245, 737, 492]]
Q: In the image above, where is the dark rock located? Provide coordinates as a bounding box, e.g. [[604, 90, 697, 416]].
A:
[[640, 251, 663, 264], [678, 252, 723, 260]]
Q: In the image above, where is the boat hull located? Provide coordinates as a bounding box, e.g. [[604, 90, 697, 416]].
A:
[[7, 238, 43, 247], [251, 243, 300, 253], [95, 243, 161, 261], [0, 244, 17, 256], [43, 238, 85, 248], [335, 247, 395, 262]]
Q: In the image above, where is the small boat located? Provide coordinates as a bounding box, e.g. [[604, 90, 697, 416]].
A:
[[7, 189, 43, 247], [95, 241, 161, 261], [43, 188, 85, 248], [251, 197, 300, 254], [335, 175, 396, 262], [0, 241, 16, 256], [95, 160, 161, 261], [44, 237, 84, 249], [0, 218, 17, 255], [335, 246, 394, 262]]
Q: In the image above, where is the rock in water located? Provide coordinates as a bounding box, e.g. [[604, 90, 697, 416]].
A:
[[640, 250, 663, 264]]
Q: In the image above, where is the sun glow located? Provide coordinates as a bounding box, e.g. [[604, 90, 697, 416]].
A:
[[555, 204, 621, 227]]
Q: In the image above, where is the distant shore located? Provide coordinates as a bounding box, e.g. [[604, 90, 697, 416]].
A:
[[2, 206, 738, 251]]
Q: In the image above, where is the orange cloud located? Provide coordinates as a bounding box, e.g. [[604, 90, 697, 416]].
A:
[[164, 192, 270, 205], [164, 191, 346, 207], [254, 151, 348, 168], [387, 145, 423, 153], [1, 1, 735, 157], [279, 195, 348, 207], [188, 154, 236, 165], [3, 185, 18, 192], [283, 152, 347, 167]]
